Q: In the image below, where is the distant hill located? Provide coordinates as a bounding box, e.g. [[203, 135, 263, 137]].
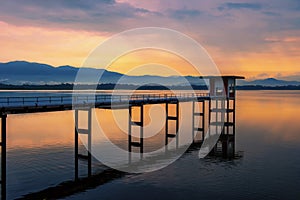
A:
[[0, 61, 123, 84], [0, 61, 205, 86], [238, 78, 300, 86], [0, 61, 299, 87]]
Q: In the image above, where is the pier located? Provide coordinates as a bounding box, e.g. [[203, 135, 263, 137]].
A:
[[0, 76, 243, 199]]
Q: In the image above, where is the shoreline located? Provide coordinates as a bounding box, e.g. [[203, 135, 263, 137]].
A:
[[1, 85, 300, 91]]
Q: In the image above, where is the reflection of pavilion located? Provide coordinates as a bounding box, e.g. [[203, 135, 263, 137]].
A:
[[195, 76, 244, 158]]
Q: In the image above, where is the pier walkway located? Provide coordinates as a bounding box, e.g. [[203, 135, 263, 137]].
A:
[[0, 92, 209, 114]]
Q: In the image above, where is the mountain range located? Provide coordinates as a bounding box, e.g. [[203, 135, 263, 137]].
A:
[[1, 61, 300, 86]]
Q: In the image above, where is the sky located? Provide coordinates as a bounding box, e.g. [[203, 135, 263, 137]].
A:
[[0, 0, 300, 80]]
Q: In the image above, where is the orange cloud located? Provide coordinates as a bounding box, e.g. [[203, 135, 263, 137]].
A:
[[205, 33, 300, 79], [107, 49, 202, 76], [0, 21, 105, 67]]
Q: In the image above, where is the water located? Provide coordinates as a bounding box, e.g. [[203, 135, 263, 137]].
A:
[[2, 90, 300, 199]]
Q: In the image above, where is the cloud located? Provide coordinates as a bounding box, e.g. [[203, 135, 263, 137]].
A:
[[257, 73, 269, 78], [0, 79, 9, 83], [170, 9, 202, 19], [276, 73, 300, 81], [218, 2, 263, 11], [0, 0, 162, 32], [262, 11, 281, 17], [264, 36, 300, 43]]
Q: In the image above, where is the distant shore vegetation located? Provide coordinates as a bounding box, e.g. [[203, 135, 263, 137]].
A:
[[1, 83, 300, 90]]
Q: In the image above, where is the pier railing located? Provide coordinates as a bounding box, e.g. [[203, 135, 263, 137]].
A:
[[0, 93, 209, 108]]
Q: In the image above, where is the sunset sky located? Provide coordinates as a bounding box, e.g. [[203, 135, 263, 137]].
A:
[[1, 0, 300, 80]]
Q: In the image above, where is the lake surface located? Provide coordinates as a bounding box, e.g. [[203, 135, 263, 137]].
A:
[[2, 90, 300, 199]]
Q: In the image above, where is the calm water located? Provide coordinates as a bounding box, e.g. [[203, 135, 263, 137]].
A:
[[2, 90, 300, 199]]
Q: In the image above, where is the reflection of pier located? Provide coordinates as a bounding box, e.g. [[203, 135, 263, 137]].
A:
[[0, 76, 243, 199]]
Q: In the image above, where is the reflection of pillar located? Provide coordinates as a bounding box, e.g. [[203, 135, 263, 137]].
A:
[[1, 114, 7, 200], [192, 100, 205, 143], [208, 97, 236, 158], [128, 105, 144, 154], [165, 101, 179, 148], [233, 97, 236, 155], [208, 97, 231, 157], [208, 98, 214, 156], [224, 97, 236, 158], [75, 108, 92, 180]]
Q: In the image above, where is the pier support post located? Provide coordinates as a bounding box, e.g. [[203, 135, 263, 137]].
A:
[[128, 105, 144, 154], [74, 108, 92, 180], [75, 110, 78, 181], [192, 100, 205, 143], [165, 101, 179, 148], [1, 114, 7, 200]]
